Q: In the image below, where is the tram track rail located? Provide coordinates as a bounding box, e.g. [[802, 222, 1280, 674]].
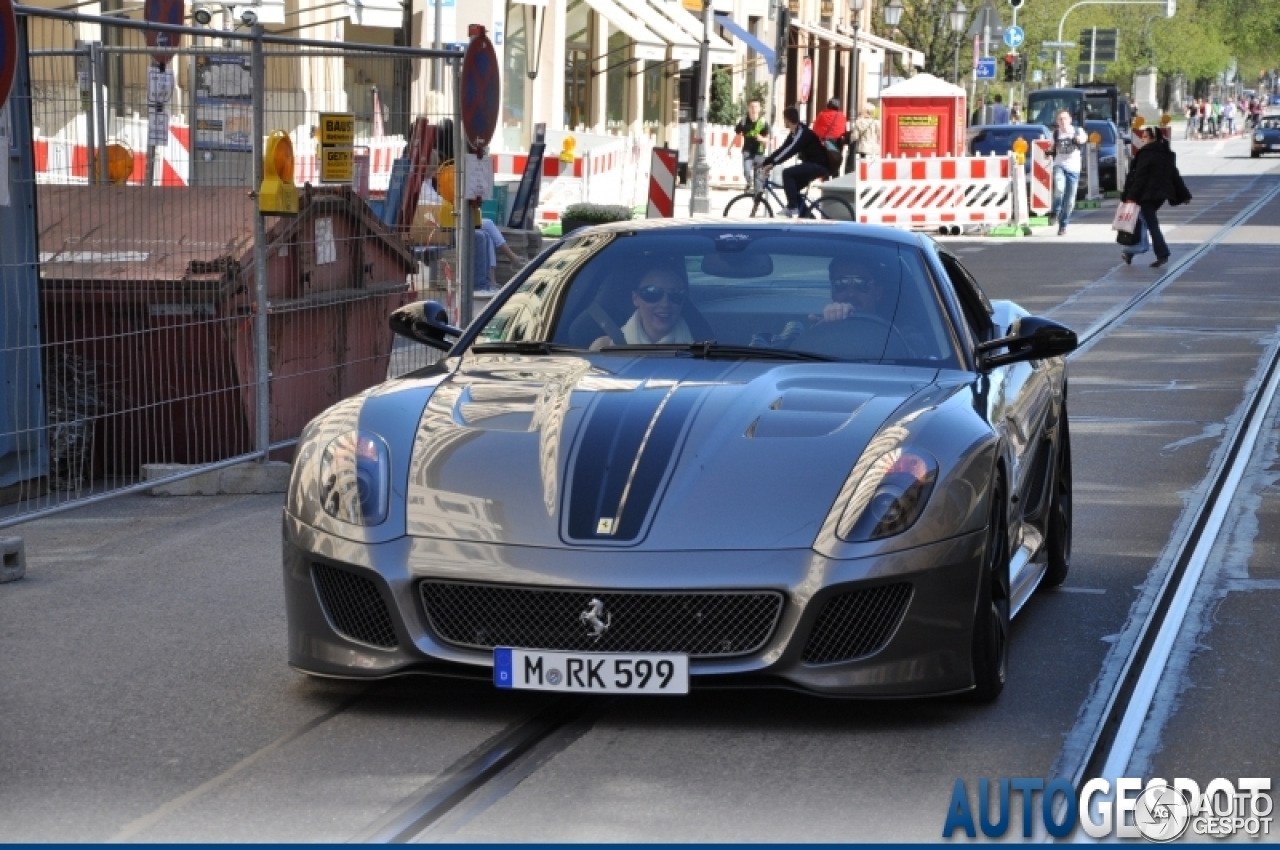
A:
[[1054, 178, 1280, 794]]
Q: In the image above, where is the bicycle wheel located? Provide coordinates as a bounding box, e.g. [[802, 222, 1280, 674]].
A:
[[723, 193, 774, 219], [813, 195, 856, 221]]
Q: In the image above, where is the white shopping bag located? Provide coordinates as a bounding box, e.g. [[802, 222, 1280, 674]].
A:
[[1111, 201, 1140, 234]]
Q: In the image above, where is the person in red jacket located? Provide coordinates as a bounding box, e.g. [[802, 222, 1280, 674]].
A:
[[810, 98, 848, 177]]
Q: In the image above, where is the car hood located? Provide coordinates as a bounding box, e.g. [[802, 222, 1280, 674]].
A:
[[404, 353, 937, 550]]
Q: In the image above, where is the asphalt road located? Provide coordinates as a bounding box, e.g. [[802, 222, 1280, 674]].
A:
[[2, 134, 1277, 842]]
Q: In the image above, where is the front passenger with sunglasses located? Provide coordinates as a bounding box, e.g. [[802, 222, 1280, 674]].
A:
[[590, 266, 694, 350]]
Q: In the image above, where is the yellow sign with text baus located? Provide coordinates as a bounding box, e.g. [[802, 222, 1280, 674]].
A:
[[318, 113, 355, 146]]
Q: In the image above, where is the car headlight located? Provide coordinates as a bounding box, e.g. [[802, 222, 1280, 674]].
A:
[[1255, 133, 1265, 142], [837, 448, 938, 541], [318, 430, 391, 526]]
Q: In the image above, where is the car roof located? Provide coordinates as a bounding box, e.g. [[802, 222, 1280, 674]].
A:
[[970, 123, 1049, 132], [580, 218, 926, 248]]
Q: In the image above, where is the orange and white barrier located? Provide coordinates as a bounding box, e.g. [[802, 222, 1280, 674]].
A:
[[831, 154, 1013, 229], [34, 123, 191, 186], [1030, 140, 1053, 216], [295, 136, 404, 189]]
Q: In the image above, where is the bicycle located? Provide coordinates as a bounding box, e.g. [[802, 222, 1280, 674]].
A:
[[723, 169, 856, 221]]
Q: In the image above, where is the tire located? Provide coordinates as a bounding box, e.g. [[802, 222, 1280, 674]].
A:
[[1252, 151, 1261, 159], [723, 193, 774, 218], [1042, 410, 1073, 588], [814, 195, 856, 221], [969, 480, 1011, 703]]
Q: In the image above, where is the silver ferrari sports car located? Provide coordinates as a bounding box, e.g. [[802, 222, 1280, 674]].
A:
[[284, 221, 1076, 701]]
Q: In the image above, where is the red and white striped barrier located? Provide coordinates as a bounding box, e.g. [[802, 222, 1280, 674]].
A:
[[295, 136, 404, 189], [1030, 140, 1053, 216], [647, 148, 677, 218], [34, 123, 192, 186], [831, 155, 1013, 229]]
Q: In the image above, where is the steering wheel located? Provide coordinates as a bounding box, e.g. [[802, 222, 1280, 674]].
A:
[[791, 313, 918, 360]]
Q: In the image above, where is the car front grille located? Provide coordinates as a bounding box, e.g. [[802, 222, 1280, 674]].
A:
[[419, 581, 784, 658], [801, 583, 913, 665], [311, 563, 399, 649]]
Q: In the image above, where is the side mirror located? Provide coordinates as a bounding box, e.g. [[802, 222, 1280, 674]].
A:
[[389, 300, 462, 352], [976, 316, 1078, 371]]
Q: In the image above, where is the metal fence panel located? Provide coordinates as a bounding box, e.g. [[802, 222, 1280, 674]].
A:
[[1, 7, 466, 527]]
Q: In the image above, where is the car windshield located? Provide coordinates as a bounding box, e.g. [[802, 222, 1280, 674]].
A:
[[473, 228, 961, 368], [1027, 94, 1081, 128], [1262, 118, 1280, 130]]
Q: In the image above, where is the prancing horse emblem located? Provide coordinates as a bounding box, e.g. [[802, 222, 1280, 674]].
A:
[[580, 598, 611, 639]]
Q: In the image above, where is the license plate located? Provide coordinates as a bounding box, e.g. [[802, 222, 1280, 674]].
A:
[[1271, 144, 1280, 150], [494, 647, 689, 694]]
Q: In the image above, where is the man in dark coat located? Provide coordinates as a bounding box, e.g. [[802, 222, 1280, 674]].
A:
[[759, 106, 830, 218], [1121, 127, 1178, 268]]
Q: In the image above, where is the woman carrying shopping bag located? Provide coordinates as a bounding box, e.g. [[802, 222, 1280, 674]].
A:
[[1120, 126, 1181, 268]]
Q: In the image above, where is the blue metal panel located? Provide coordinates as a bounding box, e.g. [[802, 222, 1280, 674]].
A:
[[0, 20, 47, 489], [713, 14, 775, 77]]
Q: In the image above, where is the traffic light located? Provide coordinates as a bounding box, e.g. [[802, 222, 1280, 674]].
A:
[[1009, 0, 1025, 7], [1004, 53, 1016, 83], [1014, 56, 1026, 82]]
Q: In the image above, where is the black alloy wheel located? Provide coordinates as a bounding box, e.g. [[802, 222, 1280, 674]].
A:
[[970, 480, 1011, 703], [1042, 409, 1073, 588]]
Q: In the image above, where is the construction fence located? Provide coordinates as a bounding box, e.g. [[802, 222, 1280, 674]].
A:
[[0, 6, 495, 526]]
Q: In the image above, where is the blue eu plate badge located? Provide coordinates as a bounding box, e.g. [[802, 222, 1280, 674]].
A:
[[494, 647, 514, 688]]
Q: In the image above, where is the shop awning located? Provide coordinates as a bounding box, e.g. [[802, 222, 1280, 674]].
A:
[[714, 14, 775, 76], [791, 21, 925, 70], [621, 0, 703, 62], [344, 0, 404, 28], [856, 29, 925, 69], [791, 20, 853, 48], [584, 0, 668, 62], [645, 0, 735, 65]]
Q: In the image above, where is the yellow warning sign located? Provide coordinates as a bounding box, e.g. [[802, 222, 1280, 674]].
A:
[[318, 112, 355, 146], [321, 146, 353, 182]]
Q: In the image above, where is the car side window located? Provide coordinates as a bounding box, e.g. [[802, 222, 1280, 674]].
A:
[[938, 253, 994, 344]]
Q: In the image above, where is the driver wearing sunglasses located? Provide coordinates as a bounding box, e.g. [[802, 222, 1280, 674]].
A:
[[816, 256, 886, 323], [591, 266, 694, 349]]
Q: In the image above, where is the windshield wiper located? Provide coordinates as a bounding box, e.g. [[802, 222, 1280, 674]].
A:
[[470, 341, 585, 354], [600, 341, 834, 362]]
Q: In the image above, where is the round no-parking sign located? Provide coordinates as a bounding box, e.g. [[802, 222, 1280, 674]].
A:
[[461, 28, 499, 152]]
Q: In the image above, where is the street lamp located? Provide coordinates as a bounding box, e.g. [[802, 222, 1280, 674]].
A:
[[949, 1, 967, 86], [516, 0, 548, 80], [848, 0, 864, 132], [883, 0, 904, 27]]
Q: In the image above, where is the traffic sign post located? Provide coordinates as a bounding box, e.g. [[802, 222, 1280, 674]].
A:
[[976, 57, 997, 80], [1004, 25, 1024, 49], [460, 25, 499, 155]]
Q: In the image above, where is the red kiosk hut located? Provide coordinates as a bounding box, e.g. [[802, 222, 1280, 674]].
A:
[[878, 74, 967, 158]]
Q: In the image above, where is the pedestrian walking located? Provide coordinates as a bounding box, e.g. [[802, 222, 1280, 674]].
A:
[[1222, 99, 1236, 135], [1048, 109, 1087, 236], [844, 105, 880, 174], [758, 107, 830, 218], [1009, 102, 1022, 123], [1120, 126, 1180, 268], [1184, 100, 1197, 139], [990, 93, 1010, 124], [731, 100, 771, 188], [970, 96, 986, 126], [810, 97, 848, 178]]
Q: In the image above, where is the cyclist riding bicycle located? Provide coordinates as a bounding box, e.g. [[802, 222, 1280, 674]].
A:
[[759, 106, 829, 218]]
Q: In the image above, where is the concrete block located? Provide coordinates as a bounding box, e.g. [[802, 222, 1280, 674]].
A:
[[218, 461, 291, 494], [0, 537, 26, 583], [143, 464, 224, 497]]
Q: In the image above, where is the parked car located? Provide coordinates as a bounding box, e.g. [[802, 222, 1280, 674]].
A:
[[1251, 111, 1280, 157], [966, 123, 1052, 178], [1085, 119, 1120, 191], [283, 220, 1078, 703]]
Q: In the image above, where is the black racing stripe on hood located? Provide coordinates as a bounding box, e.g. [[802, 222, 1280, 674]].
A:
[[613, 386, 702, 540], [566, 384, 706, 543], [567, 388, 666, 541]]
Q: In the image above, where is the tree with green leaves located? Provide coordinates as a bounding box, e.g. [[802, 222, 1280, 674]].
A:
[[709, 68, 737, 125]]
